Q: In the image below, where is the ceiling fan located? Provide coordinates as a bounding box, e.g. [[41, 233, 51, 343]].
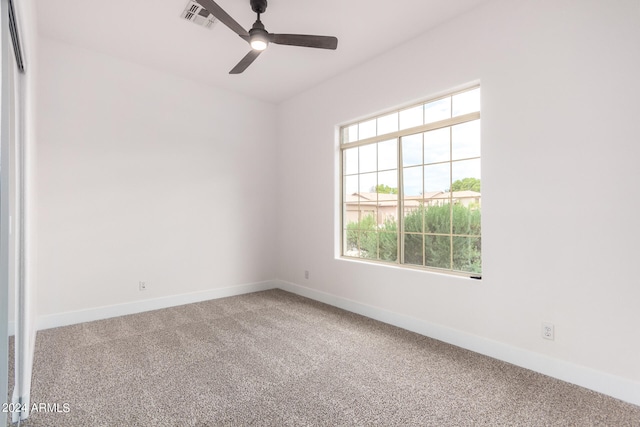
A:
[[196, 0, 338, 74]]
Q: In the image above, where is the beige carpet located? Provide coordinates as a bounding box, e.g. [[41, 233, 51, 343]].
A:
[[6, 289, 640, 426]]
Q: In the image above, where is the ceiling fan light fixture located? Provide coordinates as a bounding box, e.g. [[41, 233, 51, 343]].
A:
[[250, 37, 268, 51], [249, 23, 269, 51]]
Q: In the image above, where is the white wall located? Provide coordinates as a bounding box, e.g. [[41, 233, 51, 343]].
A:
[[37, 38, 278, 318], [276, 0, 640, 402]]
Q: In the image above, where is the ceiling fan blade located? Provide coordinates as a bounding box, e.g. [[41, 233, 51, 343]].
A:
[[196, 0, 249, 37], [229, 50, 262, 74], [270, 34, 338, 50]]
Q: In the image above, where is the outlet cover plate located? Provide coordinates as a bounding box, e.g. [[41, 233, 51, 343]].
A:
[[542, 322, 554, 340]]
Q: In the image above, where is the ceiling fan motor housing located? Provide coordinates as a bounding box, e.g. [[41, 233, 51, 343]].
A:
[[250, 0, 267, 14], [249, 19, 268, 39]]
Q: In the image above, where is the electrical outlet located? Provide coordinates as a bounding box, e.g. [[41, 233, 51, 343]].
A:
[[139, 281, 147, 291], [542, 322, 554, 340], [304, 270, 309, 279]]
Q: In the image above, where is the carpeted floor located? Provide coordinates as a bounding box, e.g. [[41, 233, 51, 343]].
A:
[[6, 289, 640, 426]]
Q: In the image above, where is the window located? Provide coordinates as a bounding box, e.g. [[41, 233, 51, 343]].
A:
[[341, 87, 481, 277]]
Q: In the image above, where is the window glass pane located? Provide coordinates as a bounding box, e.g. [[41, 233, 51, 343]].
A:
[[377, 112, 398, 136], [402, 166, 423, 197], [344, 175, 358, 196], [346, 209, 375, 257], [404, 233, 424, 266], [401, 134, 422, 167], [359, 172, 377, 194], [453, 236, 481, 274], [343, 124, 358, 143], [380, 210, 398, 226], [424, 97, 451, 124], [352, 236, 362, 257], [403, 204, 423, 233], [424, 163, 450, 193], [425, 203, 450, 234], [343, 229, 359, 256], [343, 229, 353, 255], [358, 119, 377, 140], [354, 208, 365, 226], [425, 235, 451, 269], [424, 128, 450, 164], [378, 139, 397, 171], [451, 158, 481, 192], [399, 105, 424, 130], [377, 170, 398, 198], [343, 203, 358, 230], [359, 210, 377, 228], [378, 232, 398, 262], [452, 119, 480, 160], [344, 147, 358, 175], [359, 143, 377, 173], [360, 231, 377, 259], [452, 199, 481, 235], [452, 87, 480, 117]]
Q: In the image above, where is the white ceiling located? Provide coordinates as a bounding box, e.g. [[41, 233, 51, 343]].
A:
[[37, 0, 489, 103]]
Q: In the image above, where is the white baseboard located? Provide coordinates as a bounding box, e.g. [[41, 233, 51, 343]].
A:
[[36, 280, 278, 331], [274, 280, 640, 407], [8, 321, 15, 337]]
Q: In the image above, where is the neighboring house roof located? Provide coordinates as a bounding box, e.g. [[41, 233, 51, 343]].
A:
[[352, 192, 398, 201], [345, 192, 398, 205], [405, 191, 444, 201], [432, 190, 481, 200]]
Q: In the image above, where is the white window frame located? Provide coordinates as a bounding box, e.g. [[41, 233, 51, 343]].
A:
[[340, 86, 481, 278]]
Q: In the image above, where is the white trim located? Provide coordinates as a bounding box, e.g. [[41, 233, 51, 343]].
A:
[[36, 280, 277, 331], [274, 280, 640, 407]]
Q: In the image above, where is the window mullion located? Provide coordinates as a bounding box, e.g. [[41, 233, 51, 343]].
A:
[[449, 127, 454, 270], [397, 136, 404, 265], [421, 132, 426, 267]]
